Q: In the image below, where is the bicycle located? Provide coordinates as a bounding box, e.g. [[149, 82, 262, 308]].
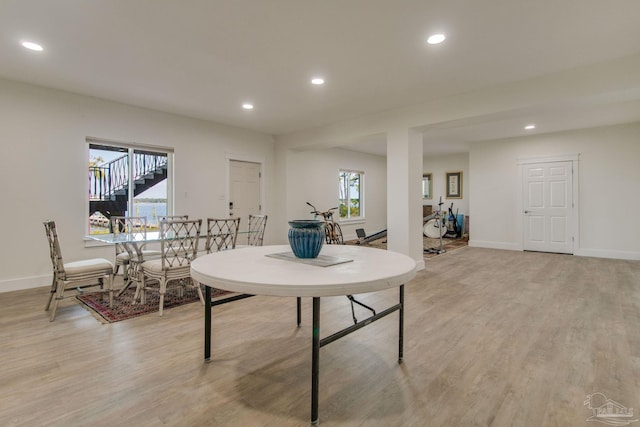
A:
[[306, 202, 344, 244], [307, 203, 374, 324]]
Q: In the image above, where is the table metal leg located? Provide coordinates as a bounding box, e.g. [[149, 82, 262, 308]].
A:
[[311, 297, 320, 426], [204, 291, 254, 362], [204, 286, 212, 362], [200, 286, 403, 424], [399, 284, 404, 363]]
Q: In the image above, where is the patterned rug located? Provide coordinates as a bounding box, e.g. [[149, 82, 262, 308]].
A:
[[77, 280, 229, 323]]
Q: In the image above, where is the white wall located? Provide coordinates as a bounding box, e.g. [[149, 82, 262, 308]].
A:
[[469, 122, 640, 259], [2, 77, 637, 293], [423, 152, 469, 218], [284, 147, 387, 242], [0, 78, 276, 291]]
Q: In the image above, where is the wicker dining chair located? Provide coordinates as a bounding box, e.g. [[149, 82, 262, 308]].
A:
[[136, 219, 204, 316], [112, 216, 146, 280], [111, 216, 161, 296], [205, 218, 241, 253], [43, 220, 114, 321], [247, 214, 267, 246]]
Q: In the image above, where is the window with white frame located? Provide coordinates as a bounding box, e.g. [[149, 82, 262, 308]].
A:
[[88, 139, 172, 234], [339, 170, 363, 220]]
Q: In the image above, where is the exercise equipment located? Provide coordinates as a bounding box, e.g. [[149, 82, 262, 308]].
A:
[[424, 197, 446, 254], [355, 228, 387, 245], [423, 215, 446, 238]]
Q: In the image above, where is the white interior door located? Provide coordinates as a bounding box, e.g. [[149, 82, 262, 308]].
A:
[[523, 161, 574, 254], [229, 160, 261, 232]]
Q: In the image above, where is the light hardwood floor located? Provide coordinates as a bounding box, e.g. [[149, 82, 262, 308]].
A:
[[1, 247, 639, 426]]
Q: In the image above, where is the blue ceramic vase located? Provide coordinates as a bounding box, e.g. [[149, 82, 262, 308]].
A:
[[288, 220, 325, 258]]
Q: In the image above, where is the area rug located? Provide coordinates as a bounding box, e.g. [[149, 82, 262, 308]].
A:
[[422, 236, 469, 258], [77, 282, 229, 323], [346, 235, 469, 258]]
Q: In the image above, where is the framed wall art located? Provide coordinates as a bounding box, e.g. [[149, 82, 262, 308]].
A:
[[446, 171, 462, 199]]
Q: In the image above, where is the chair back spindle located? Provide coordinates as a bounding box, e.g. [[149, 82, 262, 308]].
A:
[[206, 218, 240, 253], [111, 216, 148, 259], [43, 220, 66, 279], [160, 219, 202, 269], [247, 214, 267, 246]]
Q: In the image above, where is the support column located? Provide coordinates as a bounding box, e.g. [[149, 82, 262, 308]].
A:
[[386, 128, 424, 269]]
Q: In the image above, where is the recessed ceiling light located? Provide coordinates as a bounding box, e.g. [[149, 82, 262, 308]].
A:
[[311, 77, 325, 85], [242, 103, 254, 110], [524, 124, 536, 130], [426, 34, 446, 45], [21, 41, 43, 51]]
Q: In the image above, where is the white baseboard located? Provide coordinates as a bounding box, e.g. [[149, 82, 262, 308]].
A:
[[469, 240, 640, 261], [468, 240, 521, 251], [3, 247, 631, 294], [574, 248, 640, 261], [0, 274, 51, 293]]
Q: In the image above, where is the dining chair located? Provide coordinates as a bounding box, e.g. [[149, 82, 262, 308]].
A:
[[43, 220, 114, 321], [112, 216, 145, 283], [205, 218, 240, 253], [136, 219, 204, 316], [247, 214, 268, 246], [111, 216, 161, 296]]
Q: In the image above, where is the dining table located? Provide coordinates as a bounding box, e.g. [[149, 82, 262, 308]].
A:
[[190, 244, 417, 426], [87, 231, 162, 252], [86, 229, 252, 300], [86, 231, 164, 300]]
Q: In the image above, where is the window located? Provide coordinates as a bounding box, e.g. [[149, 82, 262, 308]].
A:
[[88, 140, 172, 235], [422, 173, 432, 199], [339, 170, 363, 220]]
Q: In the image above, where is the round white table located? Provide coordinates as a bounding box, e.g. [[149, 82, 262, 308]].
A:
[[191, 244, 417, 426]]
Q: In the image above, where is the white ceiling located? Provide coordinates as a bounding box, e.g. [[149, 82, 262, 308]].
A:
[[2, 0, 640, 155]]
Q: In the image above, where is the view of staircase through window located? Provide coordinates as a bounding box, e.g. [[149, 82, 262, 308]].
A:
[[88, 143, 169, 235]]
